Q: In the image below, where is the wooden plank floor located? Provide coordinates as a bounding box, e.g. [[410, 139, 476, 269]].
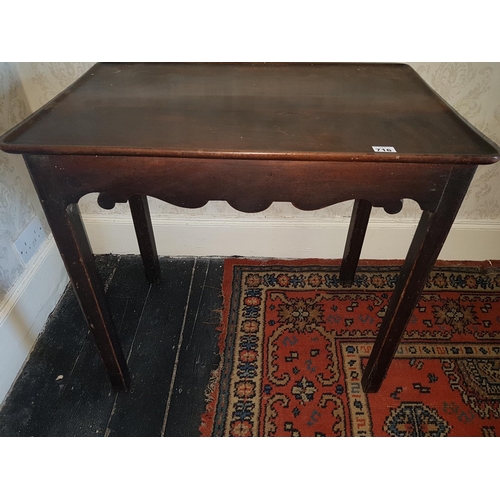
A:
[[0, 255, 224, 437]]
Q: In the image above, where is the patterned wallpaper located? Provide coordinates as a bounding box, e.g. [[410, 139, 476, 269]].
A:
[[414, 63, 500, 220], [0, 63, 49, 303], [0, 62, 499, 303]]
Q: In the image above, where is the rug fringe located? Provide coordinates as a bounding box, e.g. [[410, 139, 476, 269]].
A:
[[199, 322, 226, 436], [199, 357, 222, 436], [204, 362, 221, 403]]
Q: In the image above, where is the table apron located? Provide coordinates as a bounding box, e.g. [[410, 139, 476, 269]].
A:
[[25, 155, 470, 214]]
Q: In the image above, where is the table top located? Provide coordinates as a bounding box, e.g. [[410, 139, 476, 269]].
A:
[[1, 63, 498, 164]]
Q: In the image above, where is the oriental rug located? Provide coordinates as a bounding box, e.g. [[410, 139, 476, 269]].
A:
[[200, 259, 500, 437]]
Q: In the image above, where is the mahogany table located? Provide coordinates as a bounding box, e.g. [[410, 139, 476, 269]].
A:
[[1, 63, 498, 393]]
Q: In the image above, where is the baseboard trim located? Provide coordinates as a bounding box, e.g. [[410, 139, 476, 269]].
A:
[[0, 236, 68, 405], [82, 215, 500, 261]]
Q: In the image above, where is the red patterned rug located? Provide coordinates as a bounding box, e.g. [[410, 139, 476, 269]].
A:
[[200, 259, 500, 437]]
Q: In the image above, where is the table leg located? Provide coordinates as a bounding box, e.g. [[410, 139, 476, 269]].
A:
[[42, 202, 130, 390], [129, 195, 161, 285], [362, 167, 476, 393], [340, 199, 372, 286]]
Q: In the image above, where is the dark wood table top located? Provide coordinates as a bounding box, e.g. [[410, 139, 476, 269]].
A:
[[1, 62, 498, 164]]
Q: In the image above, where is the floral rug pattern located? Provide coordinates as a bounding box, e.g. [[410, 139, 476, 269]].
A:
[[200, 260, 500, 437]]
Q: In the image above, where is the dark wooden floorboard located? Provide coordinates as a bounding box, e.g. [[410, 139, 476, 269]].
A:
[[163, 259, 224, 436], [0, 255, 120, 437], [0, 256, 229, 437], [45, 255, 151, 437], [105, 258, 196, 437]]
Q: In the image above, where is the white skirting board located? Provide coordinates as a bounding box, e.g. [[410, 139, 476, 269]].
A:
[[2, 214, 500, 405], [83, 214, 500, 261], [0, 236, 69, 405]]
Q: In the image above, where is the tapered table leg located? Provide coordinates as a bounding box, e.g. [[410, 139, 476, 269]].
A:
[[362, 167, 477, 393], [41, 202, 130, 390], [340, 199, 372, 286], [129, 195, 161, 285]]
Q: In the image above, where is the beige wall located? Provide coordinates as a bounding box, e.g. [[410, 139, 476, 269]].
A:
[[0, 62, 499, 303]]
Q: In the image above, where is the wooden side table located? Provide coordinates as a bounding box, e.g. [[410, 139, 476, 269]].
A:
[[1, 63, 498, 393]]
